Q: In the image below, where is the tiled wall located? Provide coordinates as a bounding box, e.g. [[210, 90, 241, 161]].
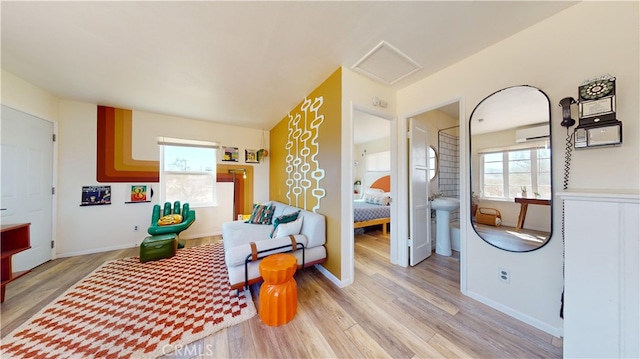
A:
[[438, 131, 460, 221]]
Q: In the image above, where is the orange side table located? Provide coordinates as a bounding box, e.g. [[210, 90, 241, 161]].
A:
[[258, 253, 298, 326]]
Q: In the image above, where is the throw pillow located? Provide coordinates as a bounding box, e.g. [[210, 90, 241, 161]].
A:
[[270, 210, 301, 238], [272, 217, 304, 239], [364, 192, 391, 206], [246, 204, 275, 225], [158, 214, 183, 226]]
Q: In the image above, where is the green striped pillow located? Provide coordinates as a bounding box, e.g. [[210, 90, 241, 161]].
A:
[[246, 204, 275, 225]]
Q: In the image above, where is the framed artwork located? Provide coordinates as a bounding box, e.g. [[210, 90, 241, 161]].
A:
[[127, 184, 151, 203], [222, 146, 239, 162], [245, 149, 259, 163], [81, 185, 111, 206]]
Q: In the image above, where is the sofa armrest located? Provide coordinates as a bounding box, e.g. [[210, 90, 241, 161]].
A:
[[225, 235, 308, 267]]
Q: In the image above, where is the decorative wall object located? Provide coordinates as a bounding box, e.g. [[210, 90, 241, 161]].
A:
[[127, 184, 150, 203], [285, 96, 326, 212], [222, 146, 239, 162], [96, 106, 159, 182], [81, 185, 111, 206], [245, 149, 259, 163], [269, 67, 340, 278]]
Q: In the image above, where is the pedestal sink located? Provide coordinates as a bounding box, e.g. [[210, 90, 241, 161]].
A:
[[431, 197, 460, 256]]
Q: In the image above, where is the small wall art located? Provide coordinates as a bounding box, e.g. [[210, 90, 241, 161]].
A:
[[222, 146, 239, 162], [81, 185, 111, 206], [245, 149, 259, 163], [126, 184, 151, 203]]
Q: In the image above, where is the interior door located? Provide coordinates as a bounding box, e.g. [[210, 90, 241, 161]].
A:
[[1, 105, 54, 271], [409, 118, 431, 265]]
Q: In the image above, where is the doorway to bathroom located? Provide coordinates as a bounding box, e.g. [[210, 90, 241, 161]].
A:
[[407, 100, 461, 263]]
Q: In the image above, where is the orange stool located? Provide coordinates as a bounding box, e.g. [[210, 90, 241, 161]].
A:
[[258, 253, 298, 326]]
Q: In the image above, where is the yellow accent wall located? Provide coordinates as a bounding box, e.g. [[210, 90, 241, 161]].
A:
[[270, 68, 343, 279]]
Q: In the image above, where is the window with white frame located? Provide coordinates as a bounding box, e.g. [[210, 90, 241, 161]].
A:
[[158, 137, 219, 206], [479, 145, 550, 200], [366, 150, 391, 172]]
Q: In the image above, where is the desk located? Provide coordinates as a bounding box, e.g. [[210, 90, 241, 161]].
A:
[[1, 223, 31, 302], [514, 198, 551, 231]]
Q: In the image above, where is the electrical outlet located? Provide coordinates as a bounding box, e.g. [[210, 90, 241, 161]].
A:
[[499, 268, 510, 283], [133, 225, 139, 232]]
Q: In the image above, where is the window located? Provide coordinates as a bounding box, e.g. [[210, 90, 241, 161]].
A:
[[366, 150, 390, 172], [158, 137, 219, 206], [479, 146, 550, 200], [428, 146, 438, 181]]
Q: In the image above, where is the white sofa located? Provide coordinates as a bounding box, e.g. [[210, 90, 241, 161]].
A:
[[222, 201, 327, 290]]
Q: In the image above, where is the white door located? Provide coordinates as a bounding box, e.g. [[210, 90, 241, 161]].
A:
[[409, 118, 431, 266], [1, 105, 54, 271]]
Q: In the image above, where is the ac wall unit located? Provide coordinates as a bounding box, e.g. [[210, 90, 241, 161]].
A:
[[515, 125, 549, 143]]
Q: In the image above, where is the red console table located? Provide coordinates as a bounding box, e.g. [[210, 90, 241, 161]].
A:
[[1, 223, 31, 303]]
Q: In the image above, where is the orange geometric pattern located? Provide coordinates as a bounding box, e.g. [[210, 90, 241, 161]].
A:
[[0, 243, 256, 358], [96, 105, 160, 182]]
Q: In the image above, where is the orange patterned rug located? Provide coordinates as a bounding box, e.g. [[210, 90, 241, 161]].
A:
[[1, 243, 256, 358]]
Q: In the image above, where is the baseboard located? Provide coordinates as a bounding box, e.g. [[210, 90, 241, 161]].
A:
[[56, 232, 222, 258], [181, 231, 221, 240], [314, 264, 352, 288], [465, 289, 563, 337], [57, 242, 139, 258]]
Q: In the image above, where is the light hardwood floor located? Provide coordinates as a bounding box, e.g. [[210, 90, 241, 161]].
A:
[[1, 232, 562, 358]]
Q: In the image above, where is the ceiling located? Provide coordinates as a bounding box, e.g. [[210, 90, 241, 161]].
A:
[[1, 1, 576, 131]]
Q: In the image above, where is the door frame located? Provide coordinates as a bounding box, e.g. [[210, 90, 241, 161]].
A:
[[397, 97, 465, 269], [345, 103, 397, 285]]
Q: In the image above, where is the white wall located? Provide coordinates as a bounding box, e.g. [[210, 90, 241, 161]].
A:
[[397, 1, 639, 336], [2, 72, 271, 257], [1, 70, 59, 123], [55, 101, 269, 256]]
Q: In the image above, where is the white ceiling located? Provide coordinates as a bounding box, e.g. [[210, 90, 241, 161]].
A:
[[1, 1, 576, 131]]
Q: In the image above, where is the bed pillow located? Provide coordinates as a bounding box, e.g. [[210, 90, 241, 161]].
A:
[[364, 192, 391, 206], [245, 203, 275, 225], [365, 188, 384, 195], [272, 217, 304, 239], [270, 210, 301, 238]]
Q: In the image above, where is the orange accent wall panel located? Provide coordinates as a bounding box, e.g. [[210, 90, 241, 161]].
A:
[[97, 106, 160, 182], [270, 68, 342, 278]]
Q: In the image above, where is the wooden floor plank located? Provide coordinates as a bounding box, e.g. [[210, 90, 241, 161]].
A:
[[344, 323, 392, 359]]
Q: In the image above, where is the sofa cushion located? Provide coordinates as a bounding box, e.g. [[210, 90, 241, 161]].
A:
[[272, 217, 303, 239], [270, 210, 301, 238], [225, 234, 309, 267], [222, 221, 273, 249], [246, 204, 275, 225]]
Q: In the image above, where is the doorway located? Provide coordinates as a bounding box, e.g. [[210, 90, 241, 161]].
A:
[[352, 106, 394, 267], [399, 99, 462, 267]]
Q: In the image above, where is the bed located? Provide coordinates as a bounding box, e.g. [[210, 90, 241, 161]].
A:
[[354, 174, 391, 235]]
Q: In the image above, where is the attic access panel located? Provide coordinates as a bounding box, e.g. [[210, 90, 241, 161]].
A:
[[352, 41, 422, 85]]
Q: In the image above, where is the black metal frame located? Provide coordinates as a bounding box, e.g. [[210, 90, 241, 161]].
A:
[[242, 242, 306, 290]]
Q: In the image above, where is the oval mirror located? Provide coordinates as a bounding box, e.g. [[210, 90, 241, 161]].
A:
[[469, 85, 552, 252]]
